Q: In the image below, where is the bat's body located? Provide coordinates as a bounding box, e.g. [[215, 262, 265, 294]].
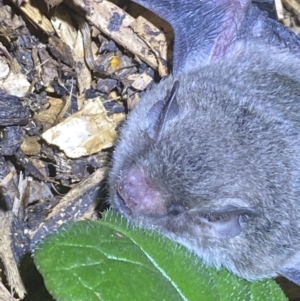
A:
[[109, 0, 300, 285]]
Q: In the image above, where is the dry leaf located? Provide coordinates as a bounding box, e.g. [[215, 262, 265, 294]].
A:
[[0, 56, 30, 97], [129, 72, 153, 91], [42, 98, 118, 158]]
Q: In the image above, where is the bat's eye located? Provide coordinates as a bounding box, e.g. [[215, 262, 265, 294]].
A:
[[168, 204, 187, 216]]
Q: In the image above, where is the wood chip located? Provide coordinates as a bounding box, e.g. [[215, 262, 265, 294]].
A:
[[8, 0, 55, 34], [131, 16, 168, 77], [67, 0, 168, 76], [0, 212, 26, 299]]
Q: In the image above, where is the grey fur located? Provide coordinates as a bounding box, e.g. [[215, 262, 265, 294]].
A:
[[109, 1, 300, 284]]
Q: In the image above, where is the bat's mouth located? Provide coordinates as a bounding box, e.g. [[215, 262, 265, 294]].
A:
[[111, 189, 133, 216]]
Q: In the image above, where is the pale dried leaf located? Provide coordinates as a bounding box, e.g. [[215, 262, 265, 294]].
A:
[[0, 73, 30, 97], [129, 72, 153, 91], [42, 99, 118, 158]]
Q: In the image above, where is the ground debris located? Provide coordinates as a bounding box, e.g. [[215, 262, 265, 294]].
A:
[[0, 1, 170, 298]]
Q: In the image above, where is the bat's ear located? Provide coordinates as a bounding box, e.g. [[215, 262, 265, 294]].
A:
[[279, 252, 300, 286], [130, 0, 251, 73], [146, 80, 180, 140], [193, 198, 260, 239]]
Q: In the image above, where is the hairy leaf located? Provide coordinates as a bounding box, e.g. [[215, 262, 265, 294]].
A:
[[34, 210, 287, 301]]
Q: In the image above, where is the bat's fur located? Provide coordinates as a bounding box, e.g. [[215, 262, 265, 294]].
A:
[[109, 0, 300, 284]]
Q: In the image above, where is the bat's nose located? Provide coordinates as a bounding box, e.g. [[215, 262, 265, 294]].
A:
[[117, 166, 167, 216]]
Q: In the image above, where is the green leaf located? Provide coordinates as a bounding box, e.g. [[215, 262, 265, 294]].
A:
[[34, 210, 287, 301]]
